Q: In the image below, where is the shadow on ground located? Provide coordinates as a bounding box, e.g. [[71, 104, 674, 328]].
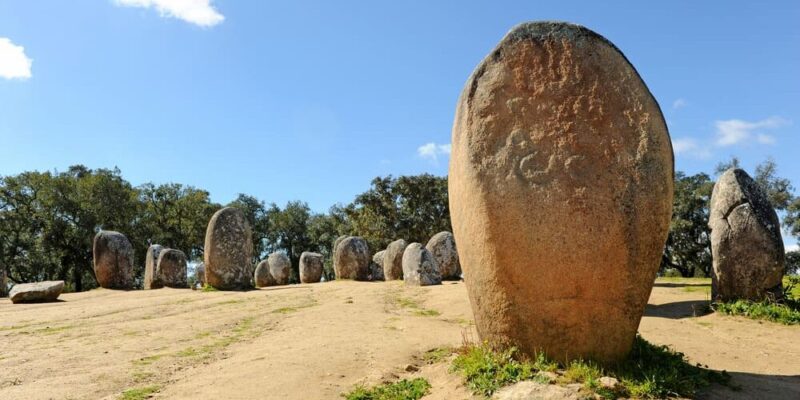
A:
[[699, 372, 800, 400], [653, 282, 711, 288], [645, 300, 710, 319]]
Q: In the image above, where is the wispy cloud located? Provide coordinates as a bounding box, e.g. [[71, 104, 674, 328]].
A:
[[672, 137, 711, 159], [114, 0, 224, 27], [0, 38, 32, 80], [672, 98, 687, 110], [417, 142, 451, 163], [714, 116, 788, 146]]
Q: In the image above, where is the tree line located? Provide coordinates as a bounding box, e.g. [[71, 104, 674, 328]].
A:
[[1, 158, 798, 293], [0, 167, 450, 292]]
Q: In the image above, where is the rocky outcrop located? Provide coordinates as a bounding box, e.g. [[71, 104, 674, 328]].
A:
[[402, 243, 441, 286], [709, 168, 785, 301], [204, 207, 254, 290], [93, 231, 135, 290], [254, 259, 276, 288], [333, 236, 370, 280], [9, 281, 65, 304], [383, 239, 408, 281], [426, 232, 461, 280], [195, 262, 206, 287], [449, 21, 673, 363], [299, 252, 324, 283]]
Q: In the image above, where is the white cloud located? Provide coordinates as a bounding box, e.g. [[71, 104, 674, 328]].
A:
[[714, 116, 788, 146], [672, 98, 687, 110], [671, 137, 712, 159], [417, 142, 451, 163], [0, 38, 32, 80], [114, 0, 224, 27]]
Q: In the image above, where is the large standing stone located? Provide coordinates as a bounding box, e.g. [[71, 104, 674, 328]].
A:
[[268, 252, 292, 286], [299, 252, 324, 283], [383, 239, 408, 281], [709, 168, 784, 302], [204, 207, 254, 290], [402, 243, 441, 286], [93, 231, 135, 290], [370, 250, 386, 281], [195, 262, 206, 287], [333, 236, 370, 280], [144, 244, 165, 289], [449, 21, 673, 363], [254, 259, 276, 288], [158, 249, 188, 288], [426, 232, 461, 280], [9, 281, 65, 304]]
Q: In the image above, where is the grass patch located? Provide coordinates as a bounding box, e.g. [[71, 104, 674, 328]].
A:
[[682, 285, 711, 294], [343, 378, 431, 400], [201, 284, 219, 292], [390, 295, 440, 318], [713, 299, 800, 325], [132, 354, 165, 366], [271, 299, 317, 314], [119, 385, 160, 400], [413, 309, 440, 317], [712, 276, 800, 325], [422, 347, 454, 364], [131, 371, 154, 383], [450, 335, 730, 398]]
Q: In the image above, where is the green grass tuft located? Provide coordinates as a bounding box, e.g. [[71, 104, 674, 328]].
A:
[[450, 335, 730, 398], [119, 385, 160, 400], [713, 299, 800, 325], [422, 347, 454, 364], [201, 284, 219, 292], [343, 378, 431, 400]]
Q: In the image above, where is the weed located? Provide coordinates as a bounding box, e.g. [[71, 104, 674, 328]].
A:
[[713, 299, 800, 325], [201, 285, 219, 292], [413, 309, 440, 317], [343, 378, 431, 400], [422, 347, 454, 364]]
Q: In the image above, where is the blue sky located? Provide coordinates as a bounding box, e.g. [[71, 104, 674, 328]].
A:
[[1, 2, 799, 222]]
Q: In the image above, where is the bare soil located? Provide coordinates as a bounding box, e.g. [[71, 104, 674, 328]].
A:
[[1, 278, 798, 399]]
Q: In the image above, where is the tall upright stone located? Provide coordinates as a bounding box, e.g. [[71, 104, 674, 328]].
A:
[[93, 231, 135, 290], [370, 250, 386, 281], [383, 239, 408, 281], [299, 252, 324, 283], [0, 268, 7, 298], [449, 21, 673, 363], [195, 262, 206, 287], [144, 244, 164, 289], [204, 207, 254, 290], [158, 249, 188, 288], [709, 168, 784, 301], [426, 232, 461, 280], [402, 243, 441, 286], [268, 252, 292, 286], [333, 236, 370, 280]]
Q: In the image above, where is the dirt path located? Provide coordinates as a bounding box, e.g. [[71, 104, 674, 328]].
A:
[[1, 279, 798, 399]]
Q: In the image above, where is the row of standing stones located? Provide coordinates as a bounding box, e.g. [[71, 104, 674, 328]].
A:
[[1, 21, 787, 369]]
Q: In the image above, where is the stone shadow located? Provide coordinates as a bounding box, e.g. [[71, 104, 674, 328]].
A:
[[699, 372, 800, 400], [644, 300, 710, 319]]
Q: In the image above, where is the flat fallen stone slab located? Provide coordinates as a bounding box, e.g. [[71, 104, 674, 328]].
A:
[[9, 280, 65, 304]]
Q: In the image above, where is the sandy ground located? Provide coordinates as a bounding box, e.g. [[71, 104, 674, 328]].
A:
[[1, 279, 798, 400]]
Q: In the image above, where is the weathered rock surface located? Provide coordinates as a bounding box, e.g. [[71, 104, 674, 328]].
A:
[[93, 231, 135, 290], [254, 259, 276, 288], [334, 236, 370, 280], [426, 232, 461, 280], [492, 381, 581, 400], [157, 249, 188, 288], [268, 252, 292, 286], [144, 244, 164, 289], [204, 207, 254, 290], [449, 21, 673, 363], [402, 243, 441, 286], [709, 168, 785, 301], [195, 263, 206, 287], [383, 239, 408, 280], [370, 250, 386, 281], [9, 281, 65, 304], [371, 250, 386, 281], [299, 252, 324, 283]]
